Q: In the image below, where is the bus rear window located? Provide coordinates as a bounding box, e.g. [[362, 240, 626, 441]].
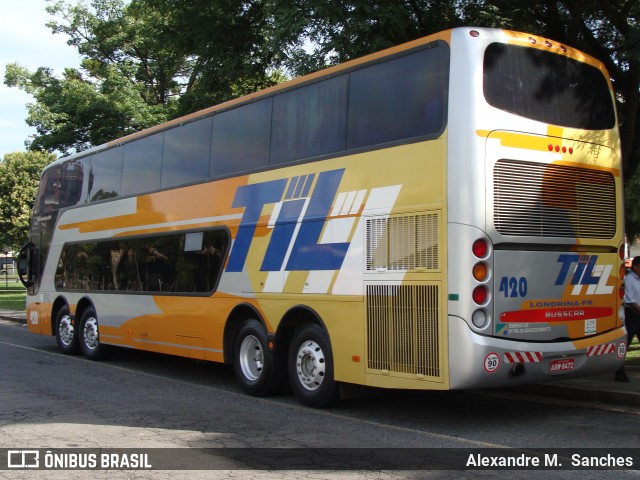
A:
[[483, 43, 615, 130]]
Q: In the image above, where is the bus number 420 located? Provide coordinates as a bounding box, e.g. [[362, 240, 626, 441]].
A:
[[499, 276, 528, 298]]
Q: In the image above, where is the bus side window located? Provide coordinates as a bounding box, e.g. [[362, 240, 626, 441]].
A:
[[35, 166, 63, 214], [178, 230, 229, 293]]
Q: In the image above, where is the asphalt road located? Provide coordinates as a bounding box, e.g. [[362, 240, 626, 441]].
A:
[[1, 319, 639, 480]]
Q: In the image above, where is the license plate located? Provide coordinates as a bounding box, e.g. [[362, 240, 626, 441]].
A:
[[549, 358, 575, 373]]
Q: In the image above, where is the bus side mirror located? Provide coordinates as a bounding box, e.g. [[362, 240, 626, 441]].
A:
[[18, 242, 36, 288], [18, 257, 28, 276]]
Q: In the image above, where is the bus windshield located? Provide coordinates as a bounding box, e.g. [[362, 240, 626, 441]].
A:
[[483, 43, 616, 130]]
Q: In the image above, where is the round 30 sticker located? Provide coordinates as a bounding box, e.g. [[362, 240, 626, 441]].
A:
[[484, 352, 500, 373]]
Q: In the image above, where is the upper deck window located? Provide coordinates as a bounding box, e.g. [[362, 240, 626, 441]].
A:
[[483, 43, 615, 130], [348, 44, 448, 149]]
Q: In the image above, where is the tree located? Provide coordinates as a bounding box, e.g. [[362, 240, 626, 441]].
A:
[[4, 0, 188, 155], [269, 0, 640, 237], [140, 0, 287, 115], [266, 0, 463, 76], [5, 62, 169, 155], [0, 152, 55, 251], [6, 0, 640, 235], [3, 0, 286, 154], [457, 0, 640, 237]]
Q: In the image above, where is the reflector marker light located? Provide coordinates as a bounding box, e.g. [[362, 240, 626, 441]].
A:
[[503, 351, 542, 363], [587, 343, 616, 356], [548, 144, 573, 154]]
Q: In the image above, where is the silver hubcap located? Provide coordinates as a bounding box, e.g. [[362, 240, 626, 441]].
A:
[[239, 335, 264, 382], [83, 317, 99, 350], [295, 340, 325, 391], [58, 315, 74, 346]]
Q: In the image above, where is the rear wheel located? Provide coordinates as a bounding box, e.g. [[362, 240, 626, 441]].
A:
[[288, 324, 339, 408], [233, 320, 286, 396], [78, 307, 109, 360], [55, 306, 79, 354]]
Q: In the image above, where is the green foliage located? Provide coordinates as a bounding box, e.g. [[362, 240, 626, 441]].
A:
[[267, 0, 463, 76], [5, 62, 168, 155], [143, 0, 286, 115], [0, 151, 55, 251], [4, 0, 184, 154], [456, 1, 640, 236], [3, 0, 640, 237]]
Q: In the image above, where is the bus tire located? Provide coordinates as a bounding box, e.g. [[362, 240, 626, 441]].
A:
[[78, 307, 109, 360], [288, 324, 339, 408], [55, 306, 80, 355], [233, 320, 286, 396]]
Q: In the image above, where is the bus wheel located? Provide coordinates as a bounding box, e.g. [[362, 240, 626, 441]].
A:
[[55, 306, 79, 354], [233, 320, 285, 396], [288, 324, 339, 408], [78, 307, 109, 360]]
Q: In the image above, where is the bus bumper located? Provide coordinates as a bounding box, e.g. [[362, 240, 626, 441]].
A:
[[448, 316, 627, 390]]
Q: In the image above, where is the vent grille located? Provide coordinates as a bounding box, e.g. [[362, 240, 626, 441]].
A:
[[494, 159, 616, 238], [366, 214, 439, 271], [366, 284, 440, 378]]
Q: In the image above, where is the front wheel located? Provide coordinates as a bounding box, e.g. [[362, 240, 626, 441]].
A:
[[288, 324, 339, 408], [78, 307, 109, 360], [233, 320, 286, 396]]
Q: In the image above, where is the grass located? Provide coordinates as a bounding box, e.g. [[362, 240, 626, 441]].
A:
[[0, 277, 26, 311], [626, 338, 640, 365]]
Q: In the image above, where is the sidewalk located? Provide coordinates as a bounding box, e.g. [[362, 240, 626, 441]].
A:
[[1, 308, 638, 409], [0, 308, 28, 323], [503, 365, 640, 410]]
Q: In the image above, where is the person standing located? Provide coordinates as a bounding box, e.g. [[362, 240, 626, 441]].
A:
[[616, 256, 640, 382]]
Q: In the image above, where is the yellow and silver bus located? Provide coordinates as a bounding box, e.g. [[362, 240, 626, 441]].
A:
[[20, 27, 626, 407]]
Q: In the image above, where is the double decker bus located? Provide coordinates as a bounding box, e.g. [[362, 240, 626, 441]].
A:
[[20, 27, 626, 407]]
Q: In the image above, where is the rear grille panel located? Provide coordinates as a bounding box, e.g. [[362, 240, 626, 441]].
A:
[[493, 159, 616, 238], [366, 284, 440, 378]]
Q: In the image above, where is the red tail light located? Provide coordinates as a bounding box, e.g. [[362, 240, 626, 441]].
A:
[[473, 286, 488, 305], [472, 239, 488, 258]]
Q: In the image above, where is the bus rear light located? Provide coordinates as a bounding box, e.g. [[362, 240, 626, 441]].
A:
[[619, 244, 626, 260], [472, 309, 488, 328], [620, 264, 627, 280], [472, 239, 488, 258], [469, 30, 480, 38], [473, 262, 488, 282], [529, 37, 536, 45], [473, 286, 488, 305]]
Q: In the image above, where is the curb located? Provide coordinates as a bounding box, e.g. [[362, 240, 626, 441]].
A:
[[0, 311, 26, 324], [509, 381, 640, 408]]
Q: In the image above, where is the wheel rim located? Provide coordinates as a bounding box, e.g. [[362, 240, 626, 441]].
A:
[[295, 340, 325, 391], [58, 315, 74, 346], [239, 334, 264, 382], [83, 316, 100, 351]]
